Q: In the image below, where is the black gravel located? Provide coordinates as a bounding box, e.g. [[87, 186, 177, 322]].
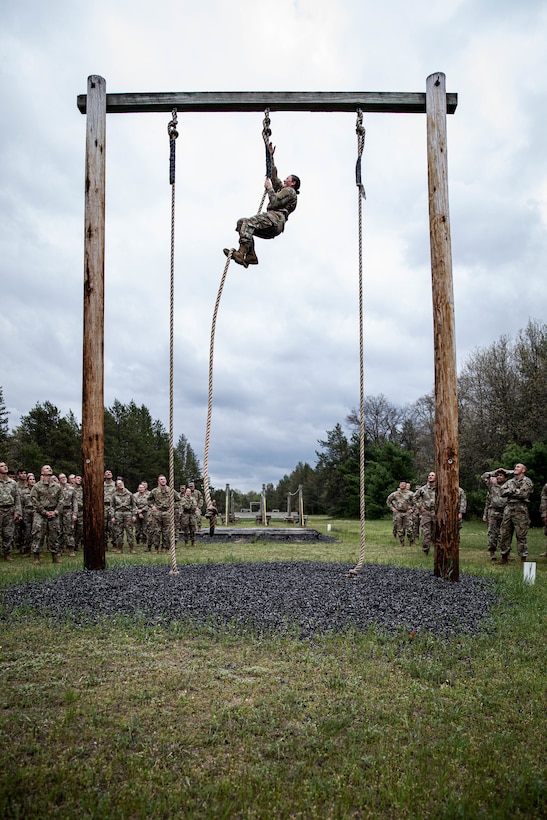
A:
[[0, 562, 497, 640]]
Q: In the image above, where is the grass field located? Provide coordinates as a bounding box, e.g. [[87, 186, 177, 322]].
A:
[[1, 518, 546, 818]]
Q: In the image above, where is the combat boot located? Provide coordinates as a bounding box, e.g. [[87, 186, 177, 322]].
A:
[[244, 240, 258, 266], [224, 242, 250, 268], [52, 553, 62, 564]]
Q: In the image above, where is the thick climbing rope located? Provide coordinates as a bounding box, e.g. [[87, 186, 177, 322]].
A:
[[203, 110, 274, 510], [202, 251, 232, 511], [167, 108, 179, 575], [257, 108, 273, 212], [349, 109, 367, 576]]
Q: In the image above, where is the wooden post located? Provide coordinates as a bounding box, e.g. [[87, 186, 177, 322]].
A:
[[82, 76, 106, 570], [426, 72, 460, 581]]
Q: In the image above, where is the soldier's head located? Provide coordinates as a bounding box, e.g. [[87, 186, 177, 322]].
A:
[[58, 473, 68, 485], [116, 478, 125, 489], [0, 462, 8, 476], [41, 465, 53, 480], [17, 469, 27, 482], [137, 483, 146, 493], [427, 471, 436, 486], [284, 174, 300, 193], [514, 463, 526, 478], [74, 475, 82, 486], [28, 474, 36, 487], [405, 482, 412, 491], [399, 481, 406, 491], [495, 470, 508, 484], [158, 475, 167, 488], [104, 469, 113, 482]]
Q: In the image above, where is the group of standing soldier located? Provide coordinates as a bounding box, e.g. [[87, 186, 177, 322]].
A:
[[0, 462, 83, 564], [481, 462, 544, 563], [103, 470, 205, 553], [386, 463, 546, 563], [0, 460, 210, 563], [387, 472, 467, 556]]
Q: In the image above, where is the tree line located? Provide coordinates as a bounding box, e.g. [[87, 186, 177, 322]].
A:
[[1, 321, 545, 521]]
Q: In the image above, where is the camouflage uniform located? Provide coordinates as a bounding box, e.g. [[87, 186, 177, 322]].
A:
[[189, 485, 203, 532], [413, 483, 436, 554], [0, 476, 21, 559], [147, 484, 181, 552], [205, 504, 218, 537], [540, 484, 547, 549], [59, 482, 77, 553], [481, 470, 510, 557], [104, 479, 116, 548], [499, 475, 534, 561], [386, 487, 415, 547], [133, 487, 150, 547], [110, 487, 136, 552], [180, 493, 198, 546], [30, 478, 63, 560], [229, 162, 298, 265], [72, 481, 84, 552], [19, 482, 35, 554]]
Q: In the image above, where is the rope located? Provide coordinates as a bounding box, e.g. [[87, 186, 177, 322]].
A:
[[202, 110, 276, 507], [258, 108, 272, 213], [203, 251, 233, 511], [349, 110, 367, 576], [167, 108, 179, 575]]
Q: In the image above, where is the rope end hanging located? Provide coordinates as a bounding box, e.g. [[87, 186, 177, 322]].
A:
[[355, 108, 366, 200], [168, 108, 179, 186]]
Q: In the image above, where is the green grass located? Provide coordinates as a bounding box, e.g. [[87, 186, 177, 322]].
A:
[[0, 519, 546, 818]]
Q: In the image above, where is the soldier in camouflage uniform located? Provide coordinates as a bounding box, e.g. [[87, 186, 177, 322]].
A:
[[14, 469, 28, 551], [0, 461, 22, 561], [386, 481, 415, 547], [58, 473, 78, 555], [30, 465, 64, 564], [205, 502, 219, 537], [147, 475, 181, 553], [481, 468, 512, 561], [224, 144, 300, 268], [540, 483, 547, 557], [413, 472, 437, 555], [70, 474, 84, 554], [188, 480, 203, 534], [133, 482, 150, 548], [499, 463, 534, 563], [110, 478, 136, 553], [180, 488, 198, 546], [20, 473, 36, 554], [103, 469, 116, 550]]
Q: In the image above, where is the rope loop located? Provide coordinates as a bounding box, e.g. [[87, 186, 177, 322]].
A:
[[355, 108, 366, 200], [262, 108, 273, 182], [168, 108, 179, 186]]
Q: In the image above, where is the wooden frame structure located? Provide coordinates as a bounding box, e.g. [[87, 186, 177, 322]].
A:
[[79, 74, 460, 580]]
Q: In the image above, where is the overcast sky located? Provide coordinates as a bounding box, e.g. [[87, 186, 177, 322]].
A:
[[1, 0, 546, 491]]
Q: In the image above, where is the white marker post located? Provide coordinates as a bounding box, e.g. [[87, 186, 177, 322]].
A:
[[523, 562, 536, 585]]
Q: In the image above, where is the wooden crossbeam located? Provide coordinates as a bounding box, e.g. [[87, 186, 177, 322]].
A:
[[77, 90, 458, 115]]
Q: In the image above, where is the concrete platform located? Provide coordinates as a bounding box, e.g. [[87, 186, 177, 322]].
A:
[[194, 527, 334, 542]]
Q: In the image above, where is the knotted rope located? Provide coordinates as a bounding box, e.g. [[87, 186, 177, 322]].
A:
[[258, 108, 272, 213], [350, 110, 367, 576], [167, 108, 179, 575]]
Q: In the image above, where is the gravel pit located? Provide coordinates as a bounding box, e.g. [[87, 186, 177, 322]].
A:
[[0, 561, 497, 640]]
